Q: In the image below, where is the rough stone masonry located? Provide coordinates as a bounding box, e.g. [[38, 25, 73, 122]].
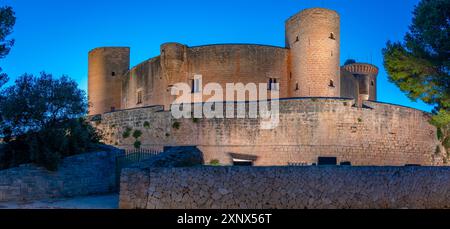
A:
[[119, 166, 450, 209]]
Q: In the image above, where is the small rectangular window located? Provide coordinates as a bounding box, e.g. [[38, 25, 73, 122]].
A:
[[111, 72, 116, 76]]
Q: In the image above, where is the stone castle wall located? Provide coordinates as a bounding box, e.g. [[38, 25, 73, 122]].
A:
[[120, 44, 290, 110], [88, 8, 377, 114], [119, 166, 450, 209], [93, 98, 442, 166], [0, 149, 121, 202]]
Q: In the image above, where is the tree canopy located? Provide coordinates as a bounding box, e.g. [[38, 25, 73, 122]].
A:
[[0, 73, 100, 171], [383, 0, 449, 152], [0, 6, 16, 87]]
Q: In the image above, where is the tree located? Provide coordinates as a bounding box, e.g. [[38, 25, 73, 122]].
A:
[[0, 6, 16, 88], [382, 0, 450, 156], [0, 73, 101, 170]]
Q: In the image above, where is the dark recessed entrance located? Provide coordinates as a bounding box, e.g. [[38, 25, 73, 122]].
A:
[[318, 157, 337, 165], [233, 160, 254, 166], [229, 153, 257, 167]]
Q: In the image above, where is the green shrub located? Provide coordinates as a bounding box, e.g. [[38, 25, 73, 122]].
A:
[[134, 141, 141, 149], [437, 128, 443, 141], [357, 118, 363, 123], [209, 159, 221, 166], [1, 118, 101, 171], [143, 121, 150, 128], [192, 118, 199, 123], [122, 127, 132, 139], [133, 130, 142, 139], [172, 122, 181, 130]]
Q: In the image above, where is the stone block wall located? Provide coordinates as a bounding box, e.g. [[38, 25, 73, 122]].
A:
[[0, 148, 122, 202], [92, 98, 443, 166], [119, 166, 450, 209]]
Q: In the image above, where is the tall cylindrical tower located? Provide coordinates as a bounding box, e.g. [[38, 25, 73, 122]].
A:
[[160, 42, 187, 87], [88, 47, 130, 115], [160, 42, 187, 110], [286, 8, 340, 97]]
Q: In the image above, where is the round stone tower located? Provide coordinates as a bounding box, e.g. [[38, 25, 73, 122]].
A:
[[286, 8, 340, 97], [342, 63, 379, 101], [88, 47, 130, 115], [160, 42, 187, 87]]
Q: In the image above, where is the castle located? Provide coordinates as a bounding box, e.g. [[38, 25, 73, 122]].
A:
[[89, 8, 443, 166]]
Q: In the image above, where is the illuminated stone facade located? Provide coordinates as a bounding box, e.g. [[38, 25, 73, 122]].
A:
[[87, 8, 445, 166]]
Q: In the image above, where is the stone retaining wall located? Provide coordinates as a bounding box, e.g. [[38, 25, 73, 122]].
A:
[[119, 166, 450, 209], [0, 148, 122, 202], [93, 98, 443, 166]]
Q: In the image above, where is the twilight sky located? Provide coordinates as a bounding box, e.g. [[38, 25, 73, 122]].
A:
[[0, 0, 433, 112]]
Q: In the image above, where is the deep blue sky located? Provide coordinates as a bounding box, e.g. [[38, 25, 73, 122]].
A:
[[0, 0, 433, 111]]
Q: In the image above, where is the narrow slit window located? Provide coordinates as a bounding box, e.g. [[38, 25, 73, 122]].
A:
[[137, 91, 143, 105], [191, 78, 201, 93], [295, 82, 299, 91], [371, 81, 375, 86], [111, 72, 116, 76], [295, 36, 299, 42]]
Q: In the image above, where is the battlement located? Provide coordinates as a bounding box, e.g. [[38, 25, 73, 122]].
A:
[[343, 63, 379, 75]]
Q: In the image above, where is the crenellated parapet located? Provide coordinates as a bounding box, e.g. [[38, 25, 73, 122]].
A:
[[342, 63, 379, 76]]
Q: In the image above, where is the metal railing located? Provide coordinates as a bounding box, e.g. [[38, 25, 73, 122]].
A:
[[115, 148, 162, 187]]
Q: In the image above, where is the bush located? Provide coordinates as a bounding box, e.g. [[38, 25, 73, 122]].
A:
[[143, 121, 150, 128], [0, 73, 101, 171], [133, 130, 142, 139], [1, 118, 101, 171], [122, 127, 132, 139], [209, 159, 221, 166], [172, 122, 181, 130], [134, 140, 141, 149]]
